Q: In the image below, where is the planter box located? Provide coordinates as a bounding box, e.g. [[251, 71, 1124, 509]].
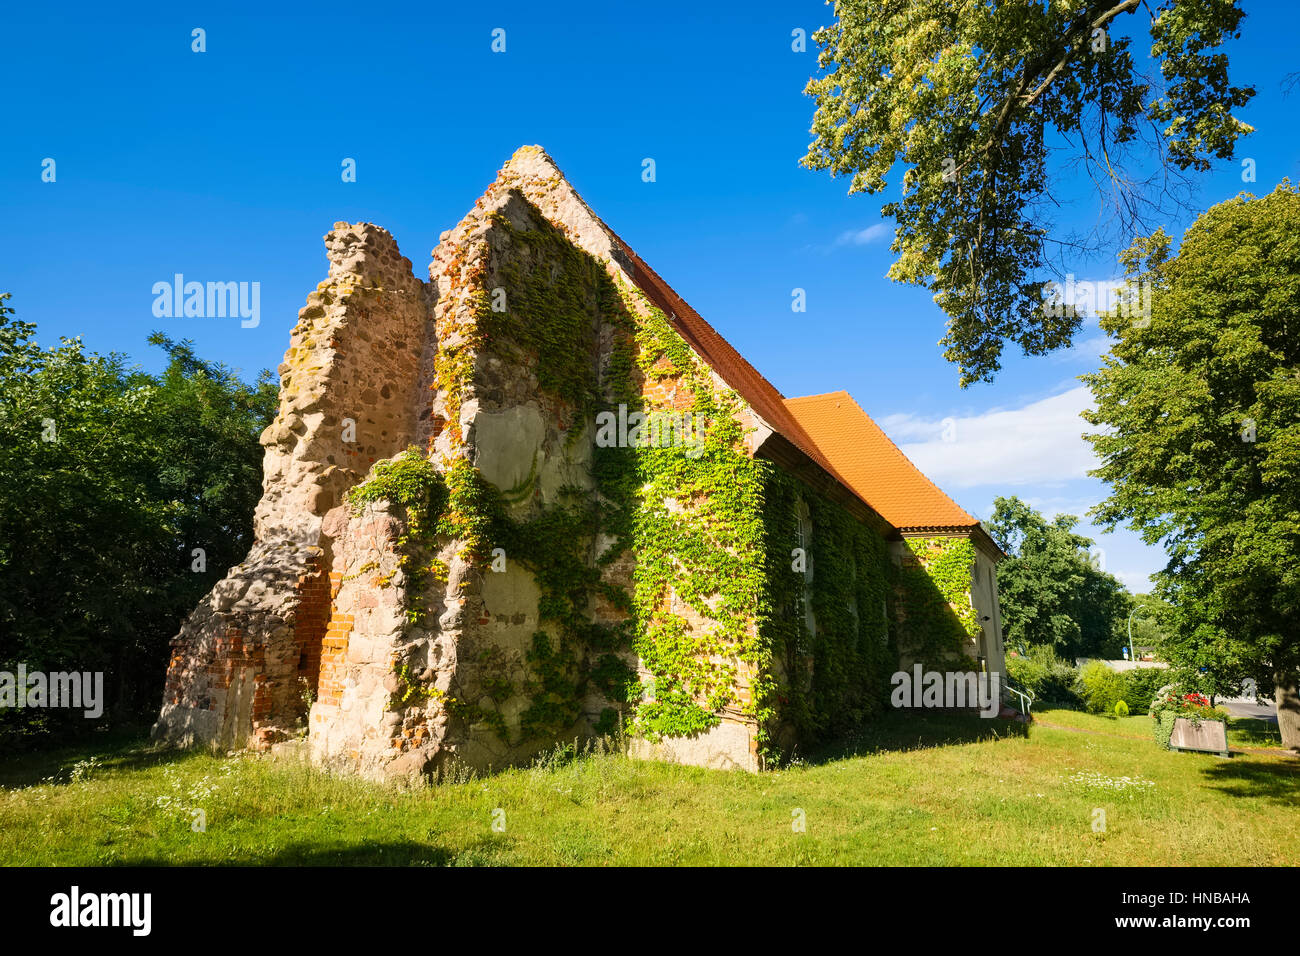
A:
[[1169, 716, 1229, 756]]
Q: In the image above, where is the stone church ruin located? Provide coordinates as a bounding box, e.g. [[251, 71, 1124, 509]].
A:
[[153, 147, 1007, 780]]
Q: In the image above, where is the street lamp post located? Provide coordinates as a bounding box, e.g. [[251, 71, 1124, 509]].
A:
[[1127, 605, 1151, 660]]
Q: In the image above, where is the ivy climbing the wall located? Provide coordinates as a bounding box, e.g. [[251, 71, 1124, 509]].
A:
[[610, 290, 774, 744], [759, 468, 895, 755], [482, 204, 625, 428], [361, 190, 981, 767], [425, 199, 641, 745], [805, 489, 894, 738], [346, 448, 449, 625], [897, 537, 981, 668]]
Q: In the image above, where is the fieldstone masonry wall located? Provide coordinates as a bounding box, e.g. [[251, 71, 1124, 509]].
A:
[[255, 223, 431, 543]]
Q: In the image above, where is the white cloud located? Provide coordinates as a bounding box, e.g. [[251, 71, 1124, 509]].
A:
[[880, 387, 1170, 590], [832, 223, 889, 247], [880, 385, 1099, 489], [800, 222, 892, 255]]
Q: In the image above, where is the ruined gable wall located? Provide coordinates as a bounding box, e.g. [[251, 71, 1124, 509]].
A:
[[501, 149, 768, 769], [312, 150, 770, 778], [154, 224, 434, 752], [488, 156, 768, 771], [386, 181, 625, 774]]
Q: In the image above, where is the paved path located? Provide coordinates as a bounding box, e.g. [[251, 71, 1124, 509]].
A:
[[1218, 696, 1278, 722]]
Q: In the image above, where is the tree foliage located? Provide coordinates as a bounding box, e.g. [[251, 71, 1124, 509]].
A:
[[803, 0, 1254, 385], [988, 495, 1130, 659], [0, 295, 277, 736], [1082, 182, 1300, 747], [1127, 591, 1173, 652]]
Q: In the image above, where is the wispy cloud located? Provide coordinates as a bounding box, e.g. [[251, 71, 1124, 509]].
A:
[[832, 224, 890, 247], [800, 221, 893, 255]]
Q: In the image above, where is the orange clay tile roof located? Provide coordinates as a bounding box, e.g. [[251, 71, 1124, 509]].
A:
[[783, 391, 979, 531]]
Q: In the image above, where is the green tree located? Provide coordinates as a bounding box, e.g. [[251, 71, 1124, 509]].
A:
[[1127, 592, 1173, 655], [988, 495, 1130, 660], [1082, 182, 1300, 749], [802, 0, 1254, 385], [1155, 581, 1250, 705], [0, 295, 276, 736]]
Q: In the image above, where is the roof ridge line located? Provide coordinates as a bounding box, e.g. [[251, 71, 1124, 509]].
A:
[[787, 390, 851, 403]]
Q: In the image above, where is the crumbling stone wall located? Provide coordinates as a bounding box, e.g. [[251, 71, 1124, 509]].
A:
[[296, 149, 772, 780], [307, 499, 448, 779], [256, 224, 432, 541], [153, 224, 433, 751]]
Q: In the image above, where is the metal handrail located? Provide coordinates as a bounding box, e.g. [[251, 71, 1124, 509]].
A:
[[1003, 680, 1034, 717]]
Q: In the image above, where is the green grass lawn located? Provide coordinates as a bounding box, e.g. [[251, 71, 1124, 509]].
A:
[[1, 708, 1295, 866]]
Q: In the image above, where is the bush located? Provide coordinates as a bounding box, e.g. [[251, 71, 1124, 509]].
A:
[[1039, 660, 1083, 706], [1004, 646, 1081, 707], [1114, 700, 1129, 716], [0, 308, 277, 737], [1005, 653, 1047, 696], [1076, 660, 1128, 715], [1121, 667, 1168, 715]]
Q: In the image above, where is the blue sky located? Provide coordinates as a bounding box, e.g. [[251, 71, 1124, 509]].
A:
[[4, 1, 1298, 593]]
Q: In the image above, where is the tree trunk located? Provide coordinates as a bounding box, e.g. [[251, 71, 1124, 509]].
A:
[[1275, 668, 1300, 753]]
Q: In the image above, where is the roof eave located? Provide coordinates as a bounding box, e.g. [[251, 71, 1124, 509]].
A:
[[897, 524, 1007, 561]]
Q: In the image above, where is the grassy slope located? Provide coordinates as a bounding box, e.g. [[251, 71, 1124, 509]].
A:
[[1, 709, 1295, 866]]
